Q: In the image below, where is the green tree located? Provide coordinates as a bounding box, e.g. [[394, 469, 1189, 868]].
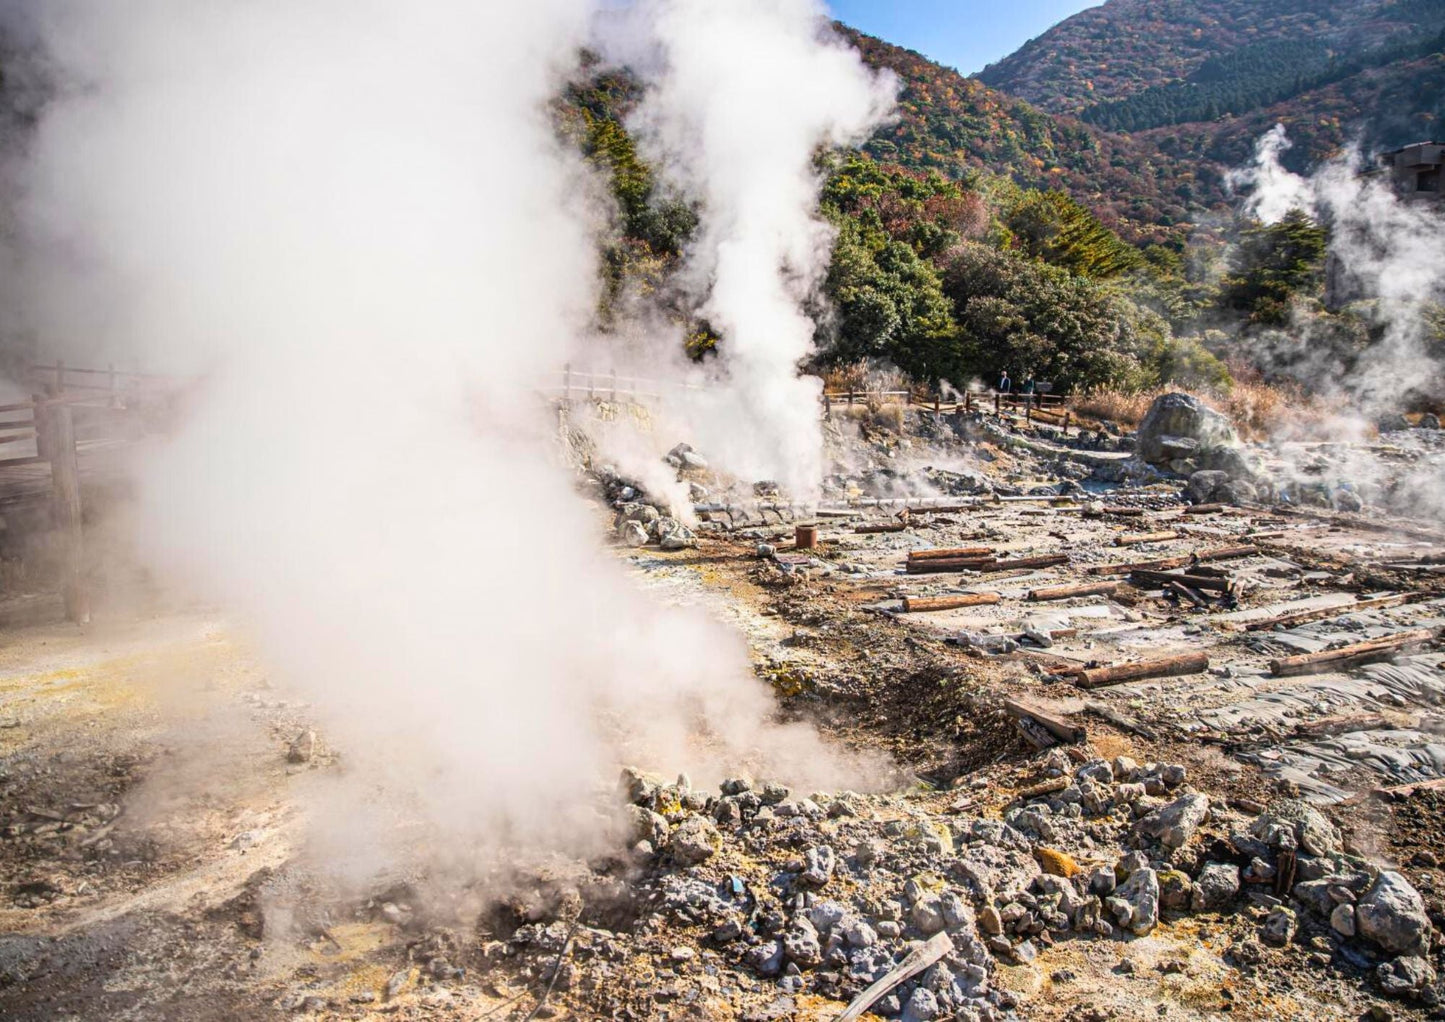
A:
[[1002, 190, 1142, 280], [1218, 209, 1327, 326], [940, 243, 1166, 391]]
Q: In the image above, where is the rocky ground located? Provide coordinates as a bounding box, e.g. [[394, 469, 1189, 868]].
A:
[[1, 393, 1444, 1020]]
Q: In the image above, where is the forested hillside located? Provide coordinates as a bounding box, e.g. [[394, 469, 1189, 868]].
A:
[[562, 15, 1434, 406], [841, 28, 1227, 240], [977, 0, 1445, 172], [562, 53, 1235, 399]]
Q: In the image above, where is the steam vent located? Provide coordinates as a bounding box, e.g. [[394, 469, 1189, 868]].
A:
[[1, 2, 1445, 1020]]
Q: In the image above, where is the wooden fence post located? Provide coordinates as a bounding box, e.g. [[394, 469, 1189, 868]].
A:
[[562, 362, 572, 404], [610, 368, 618, 403], [31, 395, 48, 460], [994, 392, 1001, 416], [38, 402, 89, 625]]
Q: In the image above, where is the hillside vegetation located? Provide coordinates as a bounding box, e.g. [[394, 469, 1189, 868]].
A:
[[564, 18, 1445, 409], [978, 0, 1445, 171], [842, 28, 1226, 239]]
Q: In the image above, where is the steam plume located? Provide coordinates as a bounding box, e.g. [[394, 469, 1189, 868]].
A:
[[1230, 125, 1445, 413], [607, 0, 895, 499], [5, 0, 878, 865]]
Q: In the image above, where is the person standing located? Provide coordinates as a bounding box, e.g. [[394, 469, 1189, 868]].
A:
[[997, 369, 1011, 394]]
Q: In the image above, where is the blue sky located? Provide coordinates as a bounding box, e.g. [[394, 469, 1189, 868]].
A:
[[827, 1, 1102, 76]]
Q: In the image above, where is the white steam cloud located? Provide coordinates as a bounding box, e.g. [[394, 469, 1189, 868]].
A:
[[601, 0, 895, 500], [5, 1, 884, 868], [1230, 124, 1445, 413]]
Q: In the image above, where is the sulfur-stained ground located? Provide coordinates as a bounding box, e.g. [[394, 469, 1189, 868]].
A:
[[0, 408, 1444, 1019]]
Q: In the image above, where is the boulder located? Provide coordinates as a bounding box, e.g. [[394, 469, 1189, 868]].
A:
[[626, 805, 669, 848], [619, 520, 649, 547], [1186, 470, 1231, 505], [1107, 866, 1160, 936], [670, 816, 721, 865], [1191, 862, 1240, 911], [1357, 871, 1432, 957], [1262, 905, 1297, 946], [1248, 800, 1342, 857], [1135, 793, 1209, 850], [1419, 413, 1441, 431], [800, 846, 836, 887], [1136, 393, 1239, 467], [1377, 955, 1437, 998]]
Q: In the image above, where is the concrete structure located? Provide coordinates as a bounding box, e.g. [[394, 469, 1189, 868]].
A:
[[1376, 142, 1445, 202]]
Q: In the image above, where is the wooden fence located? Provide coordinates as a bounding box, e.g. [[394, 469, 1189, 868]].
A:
[[822, 388, 1072, 428], [550, 365, 1072, 427], [0, 362, 189, 624]]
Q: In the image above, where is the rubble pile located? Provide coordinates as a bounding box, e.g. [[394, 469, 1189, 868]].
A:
[[479, 758, 1445, 1020]]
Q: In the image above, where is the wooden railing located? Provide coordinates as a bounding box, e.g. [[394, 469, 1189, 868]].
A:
[[822, 388, 1070, 427], [547, 366, 1073, 428]]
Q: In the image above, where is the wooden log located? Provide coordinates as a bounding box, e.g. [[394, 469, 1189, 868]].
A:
[[1185, 503, 1227, 515], [38, 403, 89, 625], [1129, 569, 1234, 593], [1166, 581, 1210, 609], [1003, 699, 1085, 744], [854, 523, 907, 534], [1073, 652, 1210, 690], [1115, 530, 1181, 546], [836, 932, 954, 1022], [990, 553, 1069, 571], [905, 557, 995, 575], [1242, 593, 1417, 632], [1268, 629, 1438, 677], [1197, 544, 1259, 562], [1027, 581, 1120, 602], [1090, 545, 1258, 576], [908, 546, 994, 561], [1017, 776, 1070, 799], [902, 592, 1001, 613]]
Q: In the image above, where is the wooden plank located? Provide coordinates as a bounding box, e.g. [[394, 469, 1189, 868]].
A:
[[905, 557, 995, 575], [1003, 699, 1085, 744], [1129, 569, 1234, 593], [39, 404, 89, 625], [1115, 530, 1181, 546], [854, 523, 907, 534], [1027, 581, 1120, 602], [908, 546, 994, 561], [1073, 652, 1209, 690], [1269, 629, 1438, 677], [1086, 544, 1257, 576], [836, 932, 954, 1022], [990, 553, 1070, 571], [902, 592, 1001, 613], [1241, 593, 1416, 632]]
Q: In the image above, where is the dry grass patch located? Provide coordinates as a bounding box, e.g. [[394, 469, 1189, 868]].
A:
[[1070, 379, 1329, 440]]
